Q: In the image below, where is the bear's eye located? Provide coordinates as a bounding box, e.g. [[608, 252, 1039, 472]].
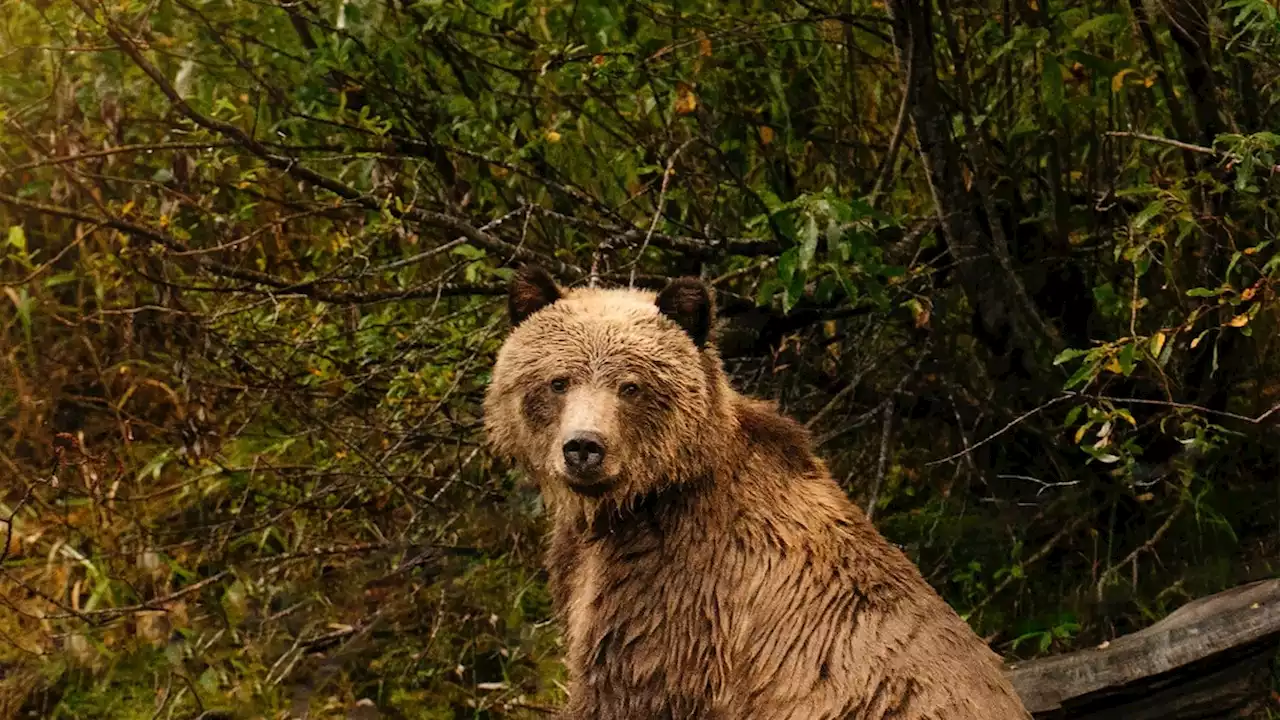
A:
[[619, 382, 641, 398], [549, 377, 570, 394]]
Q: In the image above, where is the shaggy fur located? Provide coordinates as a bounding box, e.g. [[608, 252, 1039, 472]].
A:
[[483, 267, 1032, 720]]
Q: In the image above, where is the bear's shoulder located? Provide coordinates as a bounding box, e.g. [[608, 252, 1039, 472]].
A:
[[731, 396, 821, 476]]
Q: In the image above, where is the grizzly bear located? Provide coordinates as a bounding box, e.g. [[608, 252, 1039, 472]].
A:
[[483, 266, 1032, 720]]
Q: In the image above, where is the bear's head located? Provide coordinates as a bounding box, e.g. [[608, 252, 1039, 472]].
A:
[[484, 266, 730, 509]]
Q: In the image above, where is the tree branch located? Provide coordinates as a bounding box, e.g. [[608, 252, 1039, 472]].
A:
[[69, 0, 584, 280]]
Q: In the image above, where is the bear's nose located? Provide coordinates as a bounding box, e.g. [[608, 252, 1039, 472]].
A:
[[562, 432, 606, 475]]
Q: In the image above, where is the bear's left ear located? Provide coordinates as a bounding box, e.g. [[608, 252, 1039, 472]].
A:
[[656, 277, 714, 348], [508, 265, 561, 327]]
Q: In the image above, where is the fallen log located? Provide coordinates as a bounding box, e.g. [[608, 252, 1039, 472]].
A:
[[1004, 578, 1280, 719]]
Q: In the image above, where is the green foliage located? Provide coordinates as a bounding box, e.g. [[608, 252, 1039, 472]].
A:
[[1, 0, 1279, 716]]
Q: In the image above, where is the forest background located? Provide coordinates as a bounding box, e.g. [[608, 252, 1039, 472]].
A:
[[1, 0, 1279, 717]]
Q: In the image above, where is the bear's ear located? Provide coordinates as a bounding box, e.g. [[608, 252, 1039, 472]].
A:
[[508, 265, 561, 327], [656, 277, 714, 348]]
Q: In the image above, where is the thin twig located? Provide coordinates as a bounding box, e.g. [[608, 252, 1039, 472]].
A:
[[804, 344, 906, 430], [1096, 499, 1187, 601], [868, 27, 913, 207], [926, 395, 1072, 466], [630, 138, 694, 288], [865, 401, 895, 521], [0, 190, 507, 302], [0, 141, 236, 175], [1087, 394, 1280, 425], [863, 340, 930, 518], [1107, 131, 1280, 174], [1106, 131, 1217, 155], [969, 507, 1093, 615], [928, 390, 1280, 468], [44, 571, 230, 619]]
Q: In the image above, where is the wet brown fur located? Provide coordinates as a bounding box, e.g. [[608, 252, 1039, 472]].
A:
[[484, 268, 1032, 720]]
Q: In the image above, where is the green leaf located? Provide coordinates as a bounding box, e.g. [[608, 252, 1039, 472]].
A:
[[832, 265, 858, 304], [1071, 13, 1123, 39], [1053, 348, 1087, 365], [778, 248, 798, 284], [137, 448, 175, 483], [6, 225, 25, 252], [785, 266, 806, 312], [1132, 199, 1164, 229], [755, 278, 782, 307], [1064, 405, 1084, 428], [451, 243, 487, 260], [1064, 360, 1099, 390], [1225, 250, 1243, 279], [798, 213, 819, 272], [1042, 54, 1065, 116], [1117, 342, 1136, 376], [814, 274, 838, 304]]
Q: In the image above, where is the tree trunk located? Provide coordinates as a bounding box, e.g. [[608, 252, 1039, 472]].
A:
[[1006, 578, 1280, 719], [883, 0, 1060, 378]]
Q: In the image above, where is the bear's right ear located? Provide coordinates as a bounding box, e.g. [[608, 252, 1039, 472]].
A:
[[656, 277, 714, 348], [508, 265, 561, 327]]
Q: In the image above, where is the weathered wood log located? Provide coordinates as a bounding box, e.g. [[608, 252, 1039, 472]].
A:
[[1004, 578, 1280, 719]]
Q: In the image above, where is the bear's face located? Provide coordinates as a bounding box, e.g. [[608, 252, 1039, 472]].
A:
[[484, 267, 720, 504]]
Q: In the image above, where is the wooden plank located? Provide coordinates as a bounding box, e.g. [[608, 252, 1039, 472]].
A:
[[1004, 578, 1280, 719]]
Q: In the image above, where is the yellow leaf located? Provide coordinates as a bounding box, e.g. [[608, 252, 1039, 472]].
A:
[[1243, 245, 1260, 255], [1190, 334, 1203, 349], [675, 82, 698, 115], [546, 130, 562, 143], [1112, 68, 1137, 93], [908, 298, 932, 329], [121, 200, 135, 216], [1143, 76, 1156, 88], [698, 34, 713, 57], [1104, 356, 1123, 374], [1149, 331, 1166, 357], [1242, 286, 1257, 301], [1228, 313, 1249, 327], [758, 125, 775, 146], [1028, 0, 1039, 9], [1135, 492, 1154, 502], [1074, 424, 1089, 444]]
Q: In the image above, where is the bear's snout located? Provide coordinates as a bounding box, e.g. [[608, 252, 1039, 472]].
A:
[[562, 432, 612, 495], [563, 432, 606, 473]]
